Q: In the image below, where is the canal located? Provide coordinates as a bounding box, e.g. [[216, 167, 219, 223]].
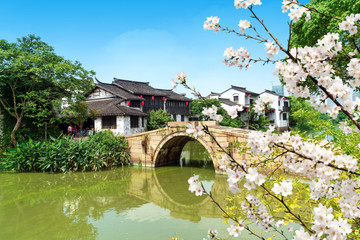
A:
[[0, 142, 299, 239]]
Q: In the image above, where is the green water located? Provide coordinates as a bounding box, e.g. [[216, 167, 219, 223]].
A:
[[0, 142, 299, 240]]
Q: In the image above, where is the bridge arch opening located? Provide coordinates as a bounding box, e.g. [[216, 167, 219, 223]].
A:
[[153, 133, 215, 168]]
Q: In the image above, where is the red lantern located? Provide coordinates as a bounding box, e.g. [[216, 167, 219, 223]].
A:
[[266, 110, 268, 113], [279, 96, 281, 100], [236, 108, 238, 111], [249, 94, 252, 97], [127, 101, 130, 106], [245, 94, 247, 97], [141, 101, 144, 106], [283, 97, 286, 100], [186, 101, 188, 106], [246, 109, 248, 112], [140, 95, 143, 98], [273, 110, 275, 113], [151, 96, 154, 100], [162, 97, 165, 101], [258, 96, 260, 98]]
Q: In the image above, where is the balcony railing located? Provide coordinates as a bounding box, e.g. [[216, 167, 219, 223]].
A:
[[282, 106, 290, 112]]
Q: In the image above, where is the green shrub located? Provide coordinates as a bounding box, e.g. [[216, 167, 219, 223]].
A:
[[0, 131, 129, 173], [146, 109, 174, 130]]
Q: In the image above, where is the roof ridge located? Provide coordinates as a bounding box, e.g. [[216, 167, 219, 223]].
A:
[[113, 78, 150, 85]]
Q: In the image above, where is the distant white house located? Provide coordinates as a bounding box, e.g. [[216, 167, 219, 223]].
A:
[[206, 85, 290, 131]]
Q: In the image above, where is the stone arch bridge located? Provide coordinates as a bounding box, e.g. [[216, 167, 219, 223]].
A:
[[126, 121, 252, 172]]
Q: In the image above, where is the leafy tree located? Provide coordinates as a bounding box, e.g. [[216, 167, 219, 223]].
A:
[[290, 0, 360, 91], [0, 35, 95, 146], [146, 109, 174, 130], [62, 101, 99, 132]]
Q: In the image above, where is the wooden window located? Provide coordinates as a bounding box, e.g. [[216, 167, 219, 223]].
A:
[[284, 101, 289, 107], [181, 115, 184, 121], [173, 114, 177, 121], [250, 99, 254, 105], [131, 116, 139, 128], [130, 100, 140, 108], [283, 113, 287, 120], [142, 117, 144, 127], [102, 116, 116, 129], [233, 95, 239, 102], [278, 100, 280, 106]]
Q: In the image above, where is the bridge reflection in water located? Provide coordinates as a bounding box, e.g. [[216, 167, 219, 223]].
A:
[[0, 141, 230, 240]]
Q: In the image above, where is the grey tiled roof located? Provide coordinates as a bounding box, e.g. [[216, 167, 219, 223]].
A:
[[113, 78, 167, 96], [261, 90, 290, 99], [87, 99, 148, 117], [230, 85, 259, 96], [156, 89, 192, 101], [97, 82, 144, 101], [219, 98, 239, 106]]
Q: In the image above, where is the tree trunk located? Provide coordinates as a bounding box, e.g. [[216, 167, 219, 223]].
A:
[[11, 117, 22, 147]]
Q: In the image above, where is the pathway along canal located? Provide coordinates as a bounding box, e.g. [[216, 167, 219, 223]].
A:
[[0, 141, 299, 239]]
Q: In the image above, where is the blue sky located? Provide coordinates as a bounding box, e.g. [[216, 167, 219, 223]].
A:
[[0, 0, 296, 97]]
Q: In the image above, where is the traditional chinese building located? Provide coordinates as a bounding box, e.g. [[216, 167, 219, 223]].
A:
[[86, 78, 191, 136]]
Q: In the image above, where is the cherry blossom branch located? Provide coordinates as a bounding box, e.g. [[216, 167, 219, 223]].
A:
[[261, 185, 314, 234], [248, 7, 292, 60], [251, 150, 289, 167], [274, 143, 360, 176], [207, 190, 266, 240], [350, 38, 360, 53], [220, 25, 267, 43]]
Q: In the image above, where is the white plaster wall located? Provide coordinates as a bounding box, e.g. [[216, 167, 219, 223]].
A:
[[209, 95, 219, 99], [184, 116, 189, 122], [219, 89, 246, 105], [94, 118, 102, 132], [123, 116, 146, 136], [87, 88, 115, 100]]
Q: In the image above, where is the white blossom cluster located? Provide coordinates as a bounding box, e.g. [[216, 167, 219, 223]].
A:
[[188, 175, 204, 196], [241, 195, 274, 231], [203, 16, 220, 32], [206, 228, 219, 239], [282, 0, 311, 22], [186, 123, 203, 138], [339, 13, 360, 36], [227, 224, 244, 237], [248, 128, 360, 238], [311, 204, 352, 239], [238, 19, 251, 34], [223, 46, 251, 70], [272, 180, 293, 197], [274, 32, 360, 124], [253, 95, 276, 114], [202, 105, 223, 122], [264, 40, 279, 59], [234, 0, 262, 9]]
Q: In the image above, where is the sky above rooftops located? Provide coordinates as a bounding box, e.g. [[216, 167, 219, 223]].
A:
[[0, 0, 306, 97]]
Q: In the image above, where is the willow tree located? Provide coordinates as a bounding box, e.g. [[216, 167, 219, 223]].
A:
[[0, 35, 95, 146]]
